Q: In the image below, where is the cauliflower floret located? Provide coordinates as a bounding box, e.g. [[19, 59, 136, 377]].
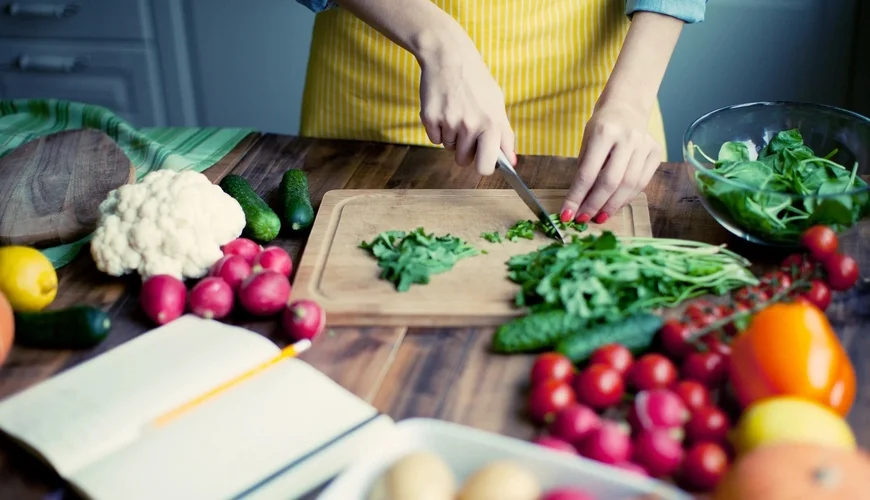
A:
[[90, 170, 247, 281]]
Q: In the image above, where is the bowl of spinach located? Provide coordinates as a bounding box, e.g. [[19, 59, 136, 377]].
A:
[[684, 101, 870, 246]]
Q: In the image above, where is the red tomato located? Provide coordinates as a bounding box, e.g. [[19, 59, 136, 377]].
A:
[[678, 442, 729, 492], [800, 279, 832, 311], [824, 253, 859, 291], [760, 270, 792, 297], [574, 363, 625, 410], [528, 380, 576, 424], [685, 300, 720, 328], [681, 352, 727, 388], [530, 353, 574, 387], [801, 225, 839, 263], [780, 253, 816, 279], [702, 336, 733, 358], [674, 380, 712, 413], [629, 354, 678, 391], [589, 344, 634, 375], [685, 406, 731, 445], [658, 319, 695, 359], [733, 286, 771, 305]]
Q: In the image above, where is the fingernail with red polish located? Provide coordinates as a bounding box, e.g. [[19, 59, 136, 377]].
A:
[[560, 208, 575, 223], [594, 212, 610, 224], [575, 213, 591, 223]]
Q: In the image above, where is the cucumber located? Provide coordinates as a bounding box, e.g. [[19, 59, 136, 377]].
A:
[[14, 306, 112, 349], [555, 312, 664, 363], [279, 169, 315, 233], [491, 310, 591, 353], [219, 174, 281, 242]]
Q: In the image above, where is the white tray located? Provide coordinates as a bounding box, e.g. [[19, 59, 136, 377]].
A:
[[317, 418, 692, 500]]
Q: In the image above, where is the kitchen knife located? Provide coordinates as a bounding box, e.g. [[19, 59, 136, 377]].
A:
[[495, 150, 567, 243]]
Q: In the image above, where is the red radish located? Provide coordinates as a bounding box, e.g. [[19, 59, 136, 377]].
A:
[[574, 363, 625, 409], [632, 428, 685, 478], [628, 388, 690, 432], [673, 380, 712, 413], [221, 238, 263, 264], [613, 461, 649, 477], [528, 380, 576, 424], [589, 344, 634, 375], [530, 352, 575, 387], [576, 420, 631, 465], [282, 299, 326, 341], [685, 406, 730, 444], [238, 270, 291, 316], [628, 354, 678, 391], [681, 351, 727, 388], [210, 254, 252, 290], [253, 246, 293, 277], [678, 442, 729, 492], [532, 436, 577, 455], [188, 277, 234, 320], [541, 488, 598, 500], [140, 274, 186, 325], [548, 404, 601, 446]]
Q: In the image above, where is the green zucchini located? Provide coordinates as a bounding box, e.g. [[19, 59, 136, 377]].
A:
[[491, 310, 591, 353], [279, 169, 315, 233], [555, 312, 664, 363], [14, 306, 112, 349], [219, 174, 281, 242]]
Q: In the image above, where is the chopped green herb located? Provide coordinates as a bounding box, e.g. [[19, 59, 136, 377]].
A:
[[481, 231, 503, 243], [491, 232, 758, 352], [359, 227, 480, 292], [694, 129, 870, 243], [501, 213, 587, 242]]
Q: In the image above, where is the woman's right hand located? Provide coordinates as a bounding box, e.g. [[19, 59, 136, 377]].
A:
[[417, 49, 517, 175]]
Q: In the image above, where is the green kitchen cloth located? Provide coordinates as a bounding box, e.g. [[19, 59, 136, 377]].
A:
[[0, 99, 256, 268]]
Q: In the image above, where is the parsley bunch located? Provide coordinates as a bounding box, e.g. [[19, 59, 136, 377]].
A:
[[359, 227, 480, 292]]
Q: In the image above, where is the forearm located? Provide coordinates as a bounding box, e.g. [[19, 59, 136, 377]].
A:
[[598, 11, 684, 115], [332, 0, 474, 66]]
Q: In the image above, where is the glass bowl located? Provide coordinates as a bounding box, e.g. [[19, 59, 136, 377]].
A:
[[683, 101, 870, 247]]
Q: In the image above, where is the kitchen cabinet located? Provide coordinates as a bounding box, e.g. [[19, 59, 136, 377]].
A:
[[0, 0, 866, 162]]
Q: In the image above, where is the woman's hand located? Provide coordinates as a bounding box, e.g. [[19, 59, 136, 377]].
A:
[[560, 99, 662, 224], [418, 50, 517, 175]]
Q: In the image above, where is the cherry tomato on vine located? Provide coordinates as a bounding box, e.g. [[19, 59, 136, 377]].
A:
[[658, 319, 695, 359], [685, 300, 721, 328], [800, 279, 832, 311], [801, 225, 839, 263], [702, 336, 733, 358], [780, 253, 816, 279], [574, 363, 625, 409], [529, 353, 574, 387], [734, 286, 771, 305], [760, 270, 792, 297], [824, 253, 859, 291], [589, 344, 634, 375]]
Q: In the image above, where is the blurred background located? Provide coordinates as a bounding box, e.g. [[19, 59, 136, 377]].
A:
[[1, 0, 868, 161]]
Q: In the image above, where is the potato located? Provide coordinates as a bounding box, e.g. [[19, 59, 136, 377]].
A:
[[366, 451, 456, 500], [458, 460, 541, 500]]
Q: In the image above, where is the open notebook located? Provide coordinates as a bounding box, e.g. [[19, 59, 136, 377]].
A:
[[0, 315, 395, 499]]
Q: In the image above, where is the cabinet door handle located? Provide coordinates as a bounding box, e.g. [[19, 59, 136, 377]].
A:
[[5, 2, 80, 19], [16, 55, 87, 73]]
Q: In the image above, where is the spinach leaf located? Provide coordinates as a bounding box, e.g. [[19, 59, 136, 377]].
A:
[[359, 227, 480, 292]]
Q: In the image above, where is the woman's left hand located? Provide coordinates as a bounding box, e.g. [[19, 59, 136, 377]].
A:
[[560, 99, 663, 224]]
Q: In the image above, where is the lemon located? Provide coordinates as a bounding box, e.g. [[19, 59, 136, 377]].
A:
[[731, 396, 856, 455], [0, 246, 58, 312]]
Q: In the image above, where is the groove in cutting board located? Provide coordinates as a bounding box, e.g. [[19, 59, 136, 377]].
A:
[[292, 189, 652, 327]]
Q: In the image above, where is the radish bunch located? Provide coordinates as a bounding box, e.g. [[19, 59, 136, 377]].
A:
[[139, 237, 325, 341]]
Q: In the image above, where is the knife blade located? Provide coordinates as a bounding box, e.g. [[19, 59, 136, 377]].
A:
[[495, 150, 566, 243]]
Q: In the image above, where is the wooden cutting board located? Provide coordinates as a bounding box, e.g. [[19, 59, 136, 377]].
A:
[[292, 189, 652, 326], [0, 129, 135, 248]]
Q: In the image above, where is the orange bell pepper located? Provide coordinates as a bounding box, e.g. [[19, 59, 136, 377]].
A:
[[729, 301, 855, 417]]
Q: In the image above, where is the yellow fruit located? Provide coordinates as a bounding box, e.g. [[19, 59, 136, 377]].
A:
[[0, 246, 58, 312], [731, 396, 856, 456]]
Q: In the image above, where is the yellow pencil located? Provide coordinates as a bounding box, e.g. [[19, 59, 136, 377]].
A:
[[152, 338, 313, 428]]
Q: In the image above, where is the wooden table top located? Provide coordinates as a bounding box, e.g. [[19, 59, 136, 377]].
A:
[[1, 133, 868, 499]]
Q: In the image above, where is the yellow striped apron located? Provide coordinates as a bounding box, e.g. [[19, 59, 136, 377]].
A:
[[300, 0, 667, 159]]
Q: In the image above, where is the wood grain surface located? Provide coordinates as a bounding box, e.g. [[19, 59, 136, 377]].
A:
[[291, 189, 650, 326], [0, 130, 135, 248], [0, 135, 867, 500]]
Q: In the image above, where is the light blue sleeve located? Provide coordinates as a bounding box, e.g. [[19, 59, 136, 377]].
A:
[[625, 0, 708, 24], [294, 0, 336, 13]]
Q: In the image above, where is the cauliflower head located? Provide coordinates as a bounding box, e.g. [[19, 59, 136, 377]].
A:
[[90, 170, 246, 280]]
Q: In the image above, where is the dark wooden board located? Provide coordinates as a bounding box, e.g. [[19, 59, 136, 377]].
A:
[[0, 130, 135, 248]]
